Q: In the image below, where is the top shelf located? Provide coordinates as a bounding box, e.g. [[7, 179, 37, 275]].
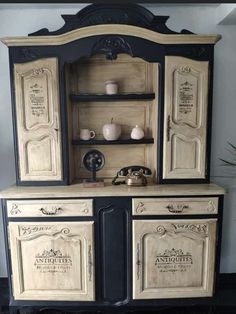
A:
[[70, 93, 155, 102]]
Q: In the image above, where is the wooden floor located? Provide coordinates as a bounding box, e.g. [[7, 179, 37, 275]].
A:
[[0, 275, 236, 314]]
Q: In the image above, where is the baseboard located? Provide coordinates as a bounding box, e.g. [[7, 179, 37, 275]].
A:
[[0, 274, 236, 309]]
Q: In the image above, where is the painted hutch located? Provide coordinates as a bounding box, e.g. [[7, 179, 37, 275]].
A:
[[0, 4, 225, 314]]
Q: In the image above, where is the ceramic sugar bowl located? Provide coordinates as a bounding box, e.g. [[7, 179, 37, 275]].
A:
[[103, 118, 121, 141], [130, 125, 144, 140]]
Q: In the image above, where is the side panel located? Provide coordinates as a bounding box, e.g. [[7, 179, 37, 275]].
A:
[[9, 221, 95, 301], [133, 219, 217, 299], [163, 56, 209, 179], [14, 58, 62, 181]]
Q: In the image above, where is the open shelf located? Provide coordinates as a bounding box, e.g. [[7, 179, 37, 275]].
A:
[[72, 138, 154, 145], [70, 93, 155, 102]]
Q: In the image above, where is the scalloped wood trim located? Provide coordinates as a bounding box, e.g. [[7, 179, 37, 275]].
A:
[[1, 24, 221, 47]]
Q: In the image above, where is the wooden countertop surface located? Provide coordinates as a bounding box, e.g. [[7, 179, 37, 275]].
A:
[[0, 183, 226, 199]]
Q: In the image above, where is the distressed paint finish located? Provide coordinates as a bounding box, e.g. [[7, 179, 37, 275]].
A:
[[8, 221, 95, 301], [133, 219, 217, 299], [163, 56, 209, 179], [14, 58, 62, 181]]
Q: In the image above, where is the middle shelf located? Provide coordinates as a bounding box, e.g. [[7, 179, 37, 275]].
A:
[[70, 93, 155, 102], [72, 138, 154, 145]]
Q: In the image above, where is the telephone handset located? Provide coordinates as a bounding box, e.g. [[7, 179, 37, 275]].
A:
[[112, 166, 152, 186]]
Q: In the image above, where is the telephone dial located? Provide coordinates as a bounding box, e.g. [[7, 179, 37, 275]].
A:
[[112, 166, 152, 186]]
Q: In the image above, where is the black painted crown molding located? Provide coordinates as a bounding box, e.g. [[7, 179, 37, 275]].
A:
[[28, 3, 194, 36]]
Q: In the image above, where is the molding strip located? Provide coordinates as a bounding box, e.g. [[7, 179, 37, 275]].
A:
[[1, 24, 221, 47]]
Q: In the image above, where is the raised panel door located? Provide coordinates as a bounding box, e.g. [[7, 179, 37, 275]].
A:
[[133, 219, 217, 299], [9, 221, 95, 301], [14, 58, 62, 181], [163, 56, 209, 179]]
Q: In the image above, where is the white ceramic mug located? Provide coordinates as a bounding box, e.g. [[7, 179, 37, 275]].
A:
[[79, 129, 96, 140]]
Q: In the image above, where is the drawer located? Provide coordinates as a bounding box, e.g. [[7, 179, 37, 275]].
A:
[[132, 197, 218, 215], [7, 199, 93, 217]]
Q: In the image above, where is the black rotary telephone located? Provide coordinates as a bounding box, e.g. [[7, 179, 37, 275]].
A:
[[112, 166, 152, 186]]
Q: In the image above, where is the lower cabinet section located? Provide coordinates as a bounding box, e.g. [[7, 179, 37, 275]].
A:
[[8, 221, 95, 301], [133, 219, 217, 299]]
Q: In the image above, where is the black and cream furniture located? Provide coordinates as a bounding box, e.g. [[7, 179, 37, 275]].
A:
[[0, 3, 225, 314]]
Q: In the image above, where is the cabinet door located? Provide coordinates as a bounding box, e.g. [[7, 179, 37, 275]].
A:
[[9, 221, 95, 301], [14, 58, 62, 181], [133, 219, 217, 299], [163, 56, 209, 179]]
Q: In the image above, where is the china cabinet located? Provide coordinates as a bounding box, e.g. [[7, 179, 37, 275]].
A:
[[0, 3, 225, 314]]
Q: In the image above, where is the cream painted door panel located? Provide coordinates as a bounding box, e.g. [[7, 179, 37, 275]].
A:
[[14, 58, 62, 181], [163, 56, 209, 179], [9, 221, 95, 301], [133, 219, 217, 299]]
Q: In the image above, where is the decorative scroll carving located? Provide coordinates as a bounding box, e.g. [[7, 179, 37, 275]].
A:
[[172, 223, 208, 235], [10, 204, 21, 215], [19, 225, 53, 236], [28, 4, 194, 37], [207, 200, 216, 213], [156, 225, 166, 236], [91, 36, 133, 60], [19, 226, 71, 237], [135, 202, 146, 214]]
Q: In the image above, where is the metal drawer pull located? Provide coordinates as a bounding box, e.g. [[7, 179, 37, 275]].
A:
[[166, 204, 189, 213], [39, 207, 63, 215]]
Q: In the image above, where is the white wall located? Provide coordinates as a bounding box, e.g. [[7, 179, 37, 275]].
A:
[[0, 4, 236, 277]]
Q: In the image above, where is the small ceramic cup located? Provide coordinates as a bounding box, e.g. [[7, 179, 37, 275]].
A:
[[105, 80, 118, 95], [79, 129, 96, 141]]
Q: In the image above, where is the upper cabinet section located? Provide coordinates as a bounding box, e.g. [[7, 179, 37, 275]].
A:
[[163, 57, 209, 180], [1, 4, 221, 185], [14, 58, 63, 182]]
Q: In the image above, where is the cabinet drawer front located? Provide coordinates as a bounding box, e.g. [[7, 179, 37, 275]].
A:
[[132, 197, 218, 215], [7, 199, 93, 217]]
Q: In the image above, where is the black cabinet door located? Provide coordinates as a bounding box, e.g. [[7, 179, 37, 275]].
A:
[[95, 197, 132, 304]]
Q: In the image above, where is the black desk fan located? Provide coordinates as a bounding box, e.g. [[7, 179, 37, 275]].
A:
[[82, 150, 105, 187]]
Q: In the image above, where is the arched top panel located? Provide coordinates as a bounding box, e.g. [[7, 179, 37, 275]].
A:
[[1, 4, 221, 47]]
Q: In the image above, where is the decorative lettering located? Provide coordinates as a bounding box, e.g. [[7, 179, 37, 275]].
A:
[[29, 83, 46, 117], [34, 249, 73, 274], [178, 81, 194, 114], [155, 248, 193, 274]]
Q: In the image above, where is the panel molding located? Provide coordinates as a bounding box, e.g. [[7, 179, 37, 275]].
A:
[[14, 58, 63, 181], [9, 221, 95, 301], [133, 219, 217, 299], [163, 56, 209, 179]]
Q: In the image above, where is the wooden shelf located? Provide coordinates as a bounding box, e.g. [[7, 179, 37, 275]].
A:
[[70, 93, 155, 102], [72, 138, 154, 145]]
